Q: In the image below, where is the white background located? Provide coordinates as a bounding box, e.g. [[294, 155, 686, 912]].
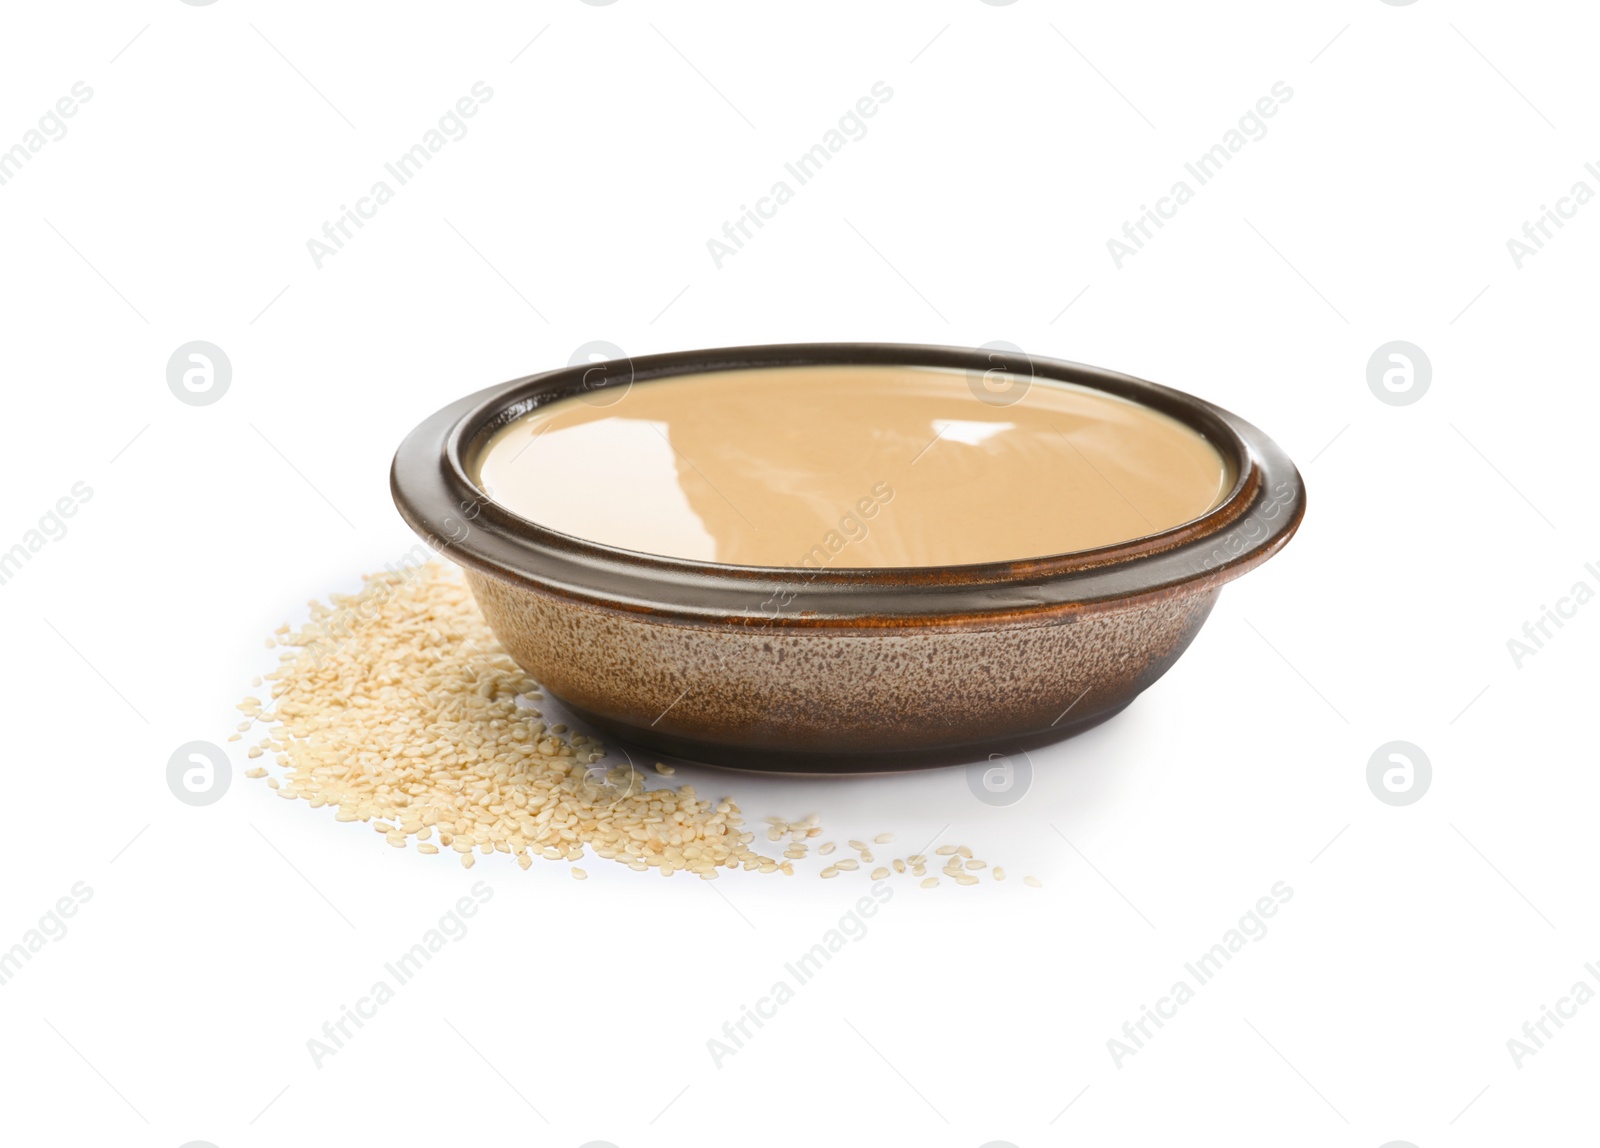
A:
[[1, 1, 1595, 1145]]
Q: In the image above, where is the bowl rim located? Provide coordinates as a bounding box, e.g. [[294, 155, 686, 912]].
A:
[[391, 342, 1305, 626]]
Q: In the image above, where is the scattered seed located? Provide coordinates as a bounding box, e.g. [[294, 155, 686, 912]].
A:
[[1023, 875, 1041, 888], [920, 877, 939, 889], [236, 561, 1021, 890], [935, 845, 958, 856], [993, 867, 1006, 881], [572, 868, 587, 881]]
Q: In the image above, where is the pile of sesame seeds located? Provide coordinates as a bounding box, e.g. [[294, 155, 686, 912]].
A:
[[234, 560, 1039, 889]]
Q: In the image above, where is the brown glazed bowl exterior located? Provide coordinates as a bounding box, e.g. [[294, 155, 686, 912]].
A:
[[391, 343, 1305, 773]]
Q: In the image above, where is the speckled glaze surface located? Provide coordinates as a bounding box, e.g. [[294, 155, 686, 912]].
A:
[[391, 343, 1305, 773], [465, 568, 1221, 770]]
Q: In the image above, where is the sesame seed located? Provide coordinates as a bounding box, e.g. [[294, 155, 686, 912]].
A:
[[236, 561, 1020, 889], [920, 877, 939, 889], [1023, 875, 1042, 888], [572, 868, 587, 881]]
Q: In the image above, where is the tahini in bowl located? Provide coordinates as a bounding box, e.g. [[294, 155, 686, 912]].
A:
[[391, 342, 1304, 773]]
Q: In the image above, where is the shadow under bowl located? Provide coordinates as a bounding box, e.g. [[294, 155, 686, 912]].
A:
[[391, 342, 1305, 773]]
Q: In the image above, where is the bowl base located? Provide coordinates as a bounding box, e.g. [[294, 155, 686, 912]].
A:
[[559, 697, 1135, 776]]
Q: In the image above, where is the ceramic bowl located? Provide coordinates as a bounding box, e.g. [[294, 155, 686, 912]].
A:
[[391, 342, 1304, 772]]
